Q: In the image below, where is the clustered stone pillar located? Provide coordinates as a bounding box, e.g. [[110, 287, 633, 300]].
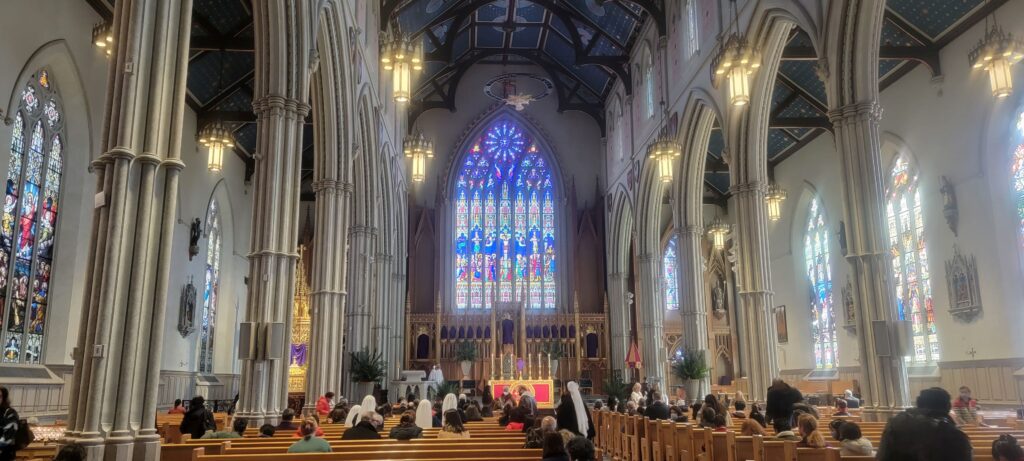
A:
[[372, 252, 394, 382], [677, 225, 711, 398], [635, 254, 666, 387], [236, 0, 313, 425], [389, 270, 407, 384], [730, 182, 779, 401], [304, 180, 352, 412], [830, 101, 909, 419], [606, 272, 630, 378], [343, 225, 376, 398], [64, 0, 192, 459]]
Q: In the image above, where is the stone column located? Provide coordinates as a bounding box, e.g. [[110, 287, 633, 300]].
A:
[[830, 101, 909, 418], [389, 270, 407, 385], [304, 181, 352, 413], [678, 225, 711, 398], [64, 0, 192, 459], [635, 254, 666, 387], [372, 252, 393, 381], [343, 225, 376, 397], [236, 0, 314, 426], [729, 182, 779, 401], [606, 272, 630, 378]]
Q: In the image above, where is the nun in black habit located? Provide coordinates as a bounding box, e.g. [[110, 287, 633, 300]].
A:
[[555, 381, 595, 439]]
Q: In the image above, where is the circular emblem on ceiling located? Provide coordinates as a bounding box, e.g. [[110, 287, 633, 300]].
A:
[[484, 73, 554, 111]]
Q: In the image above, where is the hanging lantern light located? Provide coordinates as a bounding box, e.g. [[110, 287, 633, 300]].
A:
[[712, 1, 761, 106], [707, 216, 730, 251], [198, 123, 234, 173], [764, 182, 788, 222], [381, 30, 423, 103], [647, 133, 682, 184], [403, 130, 434, 183], [92, 22, 113, 56], [968, 14, 1024, 99]]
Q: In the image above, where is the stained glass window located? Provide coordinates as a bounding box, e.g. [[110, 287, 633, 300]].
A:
[[199, 199, 222, 374], [663, 234, 680, 311], [1013, 109, 1024, 249], [0, 70, 63, 364], [804, 197, 836, 369], [453, 118, 557, 309], [686, 0, 699, 57], [886, 156, 939, 363]]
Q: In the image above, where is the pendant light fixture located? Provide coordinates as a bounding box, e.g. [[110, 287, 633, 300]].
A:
[[404, 130, 434, 183], [968, 1, 1024, 99], [647, 102, 682, 184], [707, 215, 730, 251], [198, 123, 234, 173], [764, 182, 788, 222], [92, 22, 113, 56], [712, 0, 761, 106], [381, 28, 423, 103]]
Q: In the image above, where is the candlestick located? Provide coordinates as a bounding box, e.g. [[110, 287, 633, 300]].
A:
[[547, 352, 551, 380]]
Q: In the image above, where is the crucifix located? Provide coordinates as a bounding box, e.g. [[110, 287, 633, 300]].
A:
[[967, 348, 977, 359]]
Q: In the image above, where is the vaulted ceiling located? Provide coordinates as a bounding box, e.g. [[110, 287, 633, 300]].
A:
[[384, 0, 665, 125]]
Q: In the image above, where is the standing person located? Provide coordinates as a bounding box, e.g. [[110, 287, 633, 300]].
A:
[[629, 383, 644, 404], [179, 396, 215, 440], [877, 387, 972, 461], [428, 365, 444, 398], [168, 399, 186, 414], [316, 391, 335, 418], [555, 382, 595, 438], [481, 385, 494, 416], [288, 420, 331, 453], [0, 388, 18, 461], [765, 379, 802, 426]]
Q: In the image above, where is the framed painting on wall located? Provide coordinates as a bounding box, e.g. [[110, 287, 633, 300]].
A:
[[775, 305, 788, 344]]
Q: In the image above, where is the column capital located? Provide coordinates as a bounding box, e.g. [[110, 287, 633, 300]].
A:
[[311, 179, 354, 195], [375, 253, 393, 262], [683, 224, 703, 235], [101, 146, 136, 162], [637, 253, 656, 264], [349, 225, 378, 236], [608, 272, 625, 280], [827, 101, 883, 124], [729, 181, 768, 196], [252, 95, 312, 118]]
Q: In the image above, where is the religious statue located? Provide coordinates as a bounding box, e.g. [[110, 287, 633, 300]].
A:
[[178, 277, 196, 338], [940, 176, 959, 236], [841, 277, 856, 333], [188, 218, 202, 261], [712, 276, 726, 319]]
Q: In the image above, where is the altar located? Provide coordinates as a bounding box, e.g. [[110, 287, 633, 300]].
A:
[[488, 379, 555, 409]]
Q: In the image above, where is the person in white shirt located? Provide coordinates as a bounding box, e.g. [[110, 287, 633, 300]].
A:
[[629, 383, 644, 404], [427, 365, 444, 398]]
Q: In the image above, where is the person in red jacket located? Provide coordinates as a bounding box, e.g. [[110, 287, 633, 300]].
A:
[[316, 392, 335, 417]]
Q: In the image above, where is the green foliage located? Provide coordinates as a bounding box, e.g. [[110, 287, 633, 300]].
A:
[[539, 342, 564, 360], [454, 341, 479, 362], [349, 348, 387, 383], [436, 380, 460, 398], [603, 373, 630, 403], [671, 348, 710, 380]]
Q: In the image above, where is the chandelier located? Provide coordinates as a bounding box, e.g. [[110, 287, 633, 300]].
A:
[[647, 133, 681, 184], [764, 182, 787, 222], [707, 215, 730, 251], [968, 9, 1024, 99], [198, 123, 234, 173], [403, 130, 434, 183], [381, 30, 423, 103], [712, 0, 761, 106], [92, 22, 112, 57]]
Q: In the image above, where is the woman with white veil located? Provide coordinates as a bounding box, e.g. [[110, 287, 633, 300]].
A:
[[441, 393, 458, 426], [556, 381, 594, 439], [415, 399, 433, 429], [344, 404, 362, 427], [359, 395, 377, 419]]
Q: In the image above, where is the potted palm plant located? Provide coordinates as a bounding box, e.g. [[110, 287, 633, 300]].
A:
[[603, 373, 630, 408], [540, 342, 564, 378], [349, 348, 387, 399], [671, 347, 710, 402], [454, 341, 478, 380]]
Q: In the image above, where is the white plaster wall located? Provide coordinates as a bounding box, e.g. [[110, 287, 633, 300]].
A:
[[411, 64, 604, 207], [768, 0, 1024, 369]]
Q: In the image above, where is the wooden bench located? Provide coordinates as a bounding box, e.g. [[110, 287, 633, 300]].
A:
[[190, 447, 542, 461]]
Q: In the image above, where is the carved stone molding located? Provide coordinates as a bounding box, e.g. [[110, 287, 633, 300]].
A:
[[945, 245, 982, 322]]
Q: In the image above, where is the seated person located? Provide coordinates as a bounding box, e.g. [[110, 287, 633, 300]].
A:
[[342, 411, 383, 440], [328, 402, 348, 423], [952, 385, 981, 426], [796, 413, 827, 448], [524, 416, 553, 448], [201, 418, 247, 439], [749, 403, 767, 428], [389, 411, 424, 440], [993, 434, 1024, 461], [439, 409, 470, 439], [258, 424, 276, 438], [465, 401, 484, 421], [773, 419, 801, 441], [740, 419, 768, 436], [698, 407, 717, 429], [567, 436, 596, 461], [168, 399, 186, 415], [876, 387, 972, 461], [288, 420, 331, 453], [712, 414, 728, 432], [731, 400, 748, 419], [842, 389, 860, 409], [541, 432, 570, 461], [277, 408, 299, 430], [828, 419, 846, 441], [833, 398, 851, 417], [838, 422, 874, 456]]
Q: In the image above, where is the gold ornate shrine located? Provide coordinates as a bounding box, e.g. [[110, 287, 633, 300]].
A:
[[288, 245, 312, 393]]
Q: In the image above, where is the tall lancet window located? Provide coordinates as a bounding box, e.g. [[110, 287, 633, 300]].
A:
[[663, 234, 679, 311], [454, 118, 557, 309], [1012, 109, 1024, 248], [1, 70, 64, 364], [804, 197, 836, 369], [199, 199, 222, 374], [887, 155, 939, 363]]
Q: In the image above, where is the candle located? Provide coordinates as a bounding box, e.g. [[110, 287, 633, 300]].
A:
[[547, 352, 551, 380]]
